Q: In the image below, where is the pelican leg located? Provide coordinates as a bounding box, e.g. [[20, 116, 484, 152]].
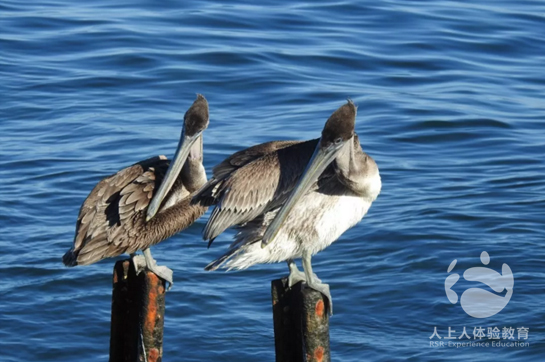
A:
[[143, 248, 174, 291], [302, 251, 332, 315]]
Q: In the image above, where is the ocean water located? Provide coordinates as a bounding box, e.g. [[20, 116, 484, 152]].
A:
[[1, 0, 544, 360]]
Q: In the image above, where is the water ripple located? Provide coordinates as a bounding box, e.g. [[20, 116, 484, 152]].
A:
[[1, 0, 544, 360]]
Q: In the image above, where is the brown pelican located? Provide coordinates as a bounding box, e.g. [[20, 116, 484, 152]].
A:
[[62, 94, 209, 288], [193, 100, 381, 313]]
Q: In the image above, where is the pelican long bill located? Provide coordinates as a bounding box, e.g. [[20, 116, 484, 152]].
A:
[[260, 138, 347, 248], [146, 129, 202, 221]]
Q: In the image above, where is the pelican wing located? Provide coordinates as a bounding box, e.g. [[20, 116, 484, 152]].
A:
[[199, 139, 322, 242], [64, 156, 170, 266], [193, 140, 301, 206], [213, 140, 301, 180]]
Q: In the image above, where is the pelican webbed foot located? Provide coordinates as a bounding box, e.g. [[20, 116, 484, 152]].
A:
[[142, 249, 174, 291], [287, 259, 306, 287], [147, 264, 174, 291], [287, 259, 322, 288], [306, 278, 332, 315], [131, 254, 148, 275], [302, 251, 333, 315]]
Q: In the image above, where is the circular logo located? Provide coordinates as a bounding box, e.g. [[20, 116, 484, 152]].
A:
[[445, 251, 514, 318]]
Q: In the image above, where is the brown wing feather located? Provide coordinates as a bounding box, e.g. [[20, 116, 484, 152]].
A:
[[212, 140, 301, 180], [193, 140, 302, 206], [199, 139, 322, 242], [63, 155, 185, 266], [75, 158, 162, 248]]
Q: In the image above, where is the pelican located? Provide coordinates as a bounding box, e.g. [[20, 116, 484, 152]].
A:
[[62, 94, 209, 288], [193, 100, 381, 313]]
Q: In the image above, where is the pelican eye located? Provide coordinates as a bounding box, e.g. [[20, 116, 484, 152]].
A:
[[334, 137, 343, 145]]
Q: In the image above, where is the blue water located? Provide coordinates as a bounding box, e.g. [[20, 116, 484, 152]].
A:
[[1, 1, 544, 360]]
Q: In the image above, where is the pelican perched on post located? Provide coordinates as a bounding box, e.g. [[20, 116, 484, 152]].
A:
[[193, 100, 381, 313], [62, 94, 209, 288]]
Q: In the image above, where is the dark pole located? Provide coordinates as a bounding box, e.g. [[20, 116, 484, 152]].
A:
[[110, 259, 166, 362], [272, 278, 330, 362]]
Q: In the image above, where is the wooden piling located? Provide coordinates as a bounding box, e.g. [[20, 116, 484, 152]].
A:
[[110, 259, 166, 362], [271, 278, 330, 362]]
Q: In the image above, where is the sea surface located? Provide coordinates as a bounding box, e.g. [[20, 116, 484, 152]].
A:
[[1, 1, 544, 361]]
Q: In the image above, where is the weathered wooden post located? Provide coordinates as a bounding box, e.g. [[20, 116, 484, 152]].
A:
[[110, 259, 166, 362], [272, 278, 330, 362]]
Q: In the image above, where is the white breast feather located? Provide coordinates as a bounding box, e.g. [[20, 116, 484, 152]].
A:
[[307, 194, 371, 255], [224, 192, 372, 269]]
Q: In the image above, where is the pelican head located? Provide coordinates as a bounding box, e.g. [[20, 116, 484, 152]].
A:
[[261, 100, 357, 247], [146, 94, 209, 221]]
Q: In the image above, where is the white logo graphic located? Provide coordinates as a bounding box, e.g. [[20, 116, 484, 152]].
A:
[[445, 251, 514, 318]]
